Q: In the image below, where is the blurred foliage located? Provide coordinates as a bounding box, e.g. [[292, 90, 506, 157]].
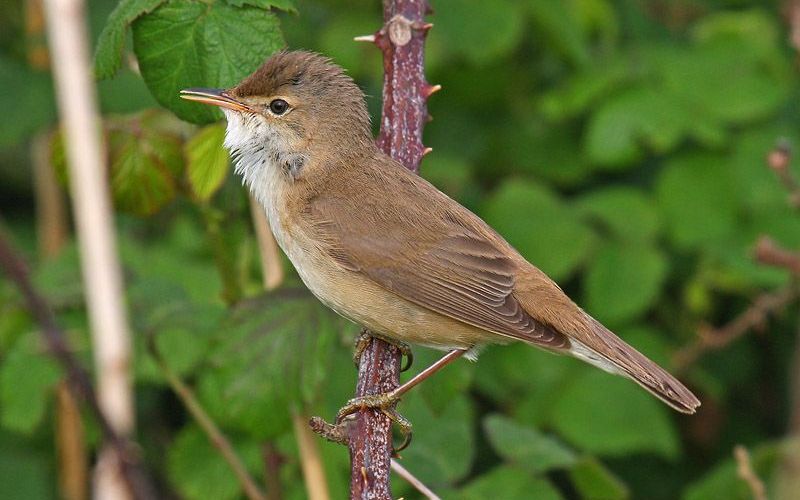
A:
[[2, 0, 800, 498]]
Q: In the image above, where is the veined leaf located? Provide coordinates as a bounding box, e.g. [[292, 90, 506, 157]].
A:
[[94, 0, 168, 79]]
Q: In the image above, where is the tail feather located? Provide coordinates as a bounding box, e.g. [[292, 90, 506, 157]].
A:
[[568, 315, 700, 414]]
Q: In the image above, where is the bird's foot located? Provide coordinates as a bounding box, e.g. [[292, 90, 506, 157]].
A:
[[335, 390, 413, 455], [353, 329, 413, 372]]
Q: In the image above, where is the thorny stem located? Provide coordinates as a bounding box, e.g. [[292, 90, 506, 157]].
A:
[[0, 229, 156, 499], [348, 1, 435, 498]]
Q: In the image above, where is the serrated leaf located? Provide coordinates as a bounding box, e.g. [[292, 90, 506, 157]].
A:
[[576, 187, 660, 241], [108, 123, 183, 216], [484, 414, 576, 473], [0, 335, 62, 434], [583, 242, 668, 325], [132, 0, 284, 123], [185, 123, 229, 202], [569, 456, 629, 500], [223, 0, 296, 12], [551, 370, 679, 459], [94, 0, 167, 79], [167, 425, 262, 500], [195, 292, 342, 438], [481, 180, 594, 281], [459, 466, 563, 500], [434, 0, 524, 65]]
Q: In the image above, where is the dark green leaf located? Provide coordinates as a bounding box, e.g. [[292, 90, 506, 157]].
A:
[[484, 414, 576, 473], [185, 123, 229, 201], [196, 292, 342, 438], [167, 425, 262, 500], [0, 58, 54, 149], [94, 0, 167, 79], [132, 0, 284, 123], [400, 392, 475, 485], [223, 0, 296, 11], [526, 0, 589, 66]]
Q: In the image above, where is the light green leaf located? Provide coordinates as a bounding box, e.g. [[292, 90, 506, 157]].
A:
[[481, 180, 595, 281], [433, 0, 524, 65], [570, 456, 629, 500], [552, 369, 679, 459], [656, 153, 739, 249], [459, 466, 563, 500], [583, 242, 668, 325], [526, 0, 589, 65], [94, 0, 167, 79], [132, 0, 284, 123], [484, 414, 576, 473], [185, 123, 230, 202], [576, 187, 660, 241], [0, 335, 62, 434], [167, 425, 262, 500]]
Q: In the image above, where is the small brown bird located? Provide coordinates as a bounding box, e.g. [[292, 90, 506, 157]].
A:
[[181, 51, 700, 415]]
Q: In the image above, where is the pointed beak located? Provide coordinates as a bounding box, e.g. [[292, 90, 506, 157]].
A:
[[179, 88, 251, 112]]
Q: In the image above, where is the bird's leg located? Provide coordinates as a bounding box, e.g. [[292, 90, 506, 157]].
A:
[[336, 348, 467, 453], [352, 328, 414, 372]]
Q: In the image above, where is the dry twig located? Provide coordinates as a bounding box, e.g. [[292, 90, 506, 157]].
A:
[[734, 445, 767, 500]]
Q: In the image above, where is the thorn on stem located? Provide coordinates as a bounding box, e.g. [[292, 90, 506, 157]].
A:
[[423, 84, 442, 98], [354, 34, 376, 43], [422, 147, 433, 157]]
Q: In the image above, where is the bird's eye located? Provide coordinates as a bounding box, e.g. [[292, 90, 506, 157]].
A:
[[269, 99, 289, 115]]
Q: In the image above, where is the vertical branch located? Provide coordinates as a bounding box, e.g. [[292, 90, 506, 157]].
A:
[[41, 0, 135, 496], [350, 1, 434, 498]]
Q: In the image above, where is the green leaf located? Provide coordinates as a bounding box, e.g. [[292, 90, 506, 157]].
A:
[[526, 0, 589, 66], [167, 425, 262, 500], [481, 180, 595, 281], [132, 0, 284, 123], [583, 242, 668, 325], [551, 369, 679, 459], [108, 116, 183, 216], [459, 466, 563, 500], [576, 187, 660, 242], [0, 335, 62, 434], [0, 434, 53, 500], [400, 392, 475, 485], [94, 0, 167, 79], [656, 153, 739, 249], [483, 414, 576, 473], [185, 123, 230, 201], [539, 58, 630, 120], [433, 0, 524, 65], [569, 456, 629, 500], [0, 57, 54, 149], [196, 292, 342, 438]]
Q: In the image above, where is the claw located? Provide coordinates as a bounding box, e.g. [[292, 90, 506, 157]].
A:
[[352, 330, 414, 372], [334, 390, 412, 456]]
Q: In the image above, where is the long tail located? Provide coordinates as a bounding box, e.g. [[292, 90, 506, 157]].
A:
[[567, 315, 700, 414]]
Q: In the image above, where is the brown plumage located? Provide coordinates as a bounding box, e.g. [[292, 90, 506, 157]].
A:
[[181, 50, 701, 414]]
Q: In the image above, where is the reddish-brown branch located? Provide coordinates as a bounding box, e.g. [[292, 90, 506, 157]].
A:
[[755, 236, 800, 275], [348, 1, 433, 498]]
